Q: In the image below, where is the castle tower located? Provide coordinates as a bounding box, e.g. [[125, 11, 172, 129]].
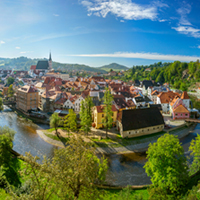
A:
[[48, 52, 52, 70]]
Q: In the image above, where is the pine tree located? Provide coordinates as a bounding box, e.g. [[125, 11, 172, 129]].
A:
[[64, 109, 77, 137], [102, 87, 114, 138], [80, 96, 93, 136]]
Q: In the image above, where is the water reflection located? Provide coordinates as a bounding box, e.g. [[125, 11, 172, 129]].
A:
[[104, 124, 200, 186], [0, 106, 58, 161]]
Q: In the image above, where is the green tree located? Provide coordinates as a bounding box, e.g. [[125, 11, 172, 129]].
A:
[[7, 77, 14, 86], [0, 97, 3, 111], [10, 136, 108, 200], [180, 82, 188, 91], [8, 84, 14, 98], [10, 152, 57, 200], [144, 133, 189, 196], [80, 97, 93, 135], [102, 87, 114, 138], [52, 136, 108, 200], [189, 134, 200, 175], [64, 109, 77, 137], [50, 113, 61, 136], [0, 126, 20, 187]]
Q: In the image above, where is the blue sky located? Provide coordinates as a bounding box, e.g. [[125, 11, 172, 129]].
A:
[[1, 0, 200, 68]]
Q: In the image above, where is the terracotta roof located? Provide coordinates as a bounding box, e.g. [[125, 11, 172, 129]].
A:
[[18, 85, 38, 93], [181, 91, 190, 99], [30, 65, 36, 70], [151, 90, 160, 95], [158, 91, 180, 104], [173, 104, 189, 113], [96, 105, 118, 113]]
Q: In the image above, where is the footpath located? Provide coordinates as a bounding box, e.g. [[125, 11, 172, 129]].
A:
[[37, 123, 196, 154]]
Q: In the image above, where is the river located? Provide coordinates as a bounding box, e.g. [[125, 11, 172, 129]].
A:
[[0, 106, 198, 186]]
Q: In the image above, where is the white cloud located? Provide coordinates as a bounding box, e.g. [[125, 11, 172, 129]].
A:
[[53, 14, 59, 17], [15, 47, 20, 49], [177, 3, 191, 25], [20, 52, 26, 54], [197, 45, 200, 49], [81, 0, 168, 21], [172, 26, 200, 38], [158, 19, 167, 22], [172, 3, 200, 38], [69, 52, 200, 62], [0, 41, 5, 44], [120, 20, 124, 22]]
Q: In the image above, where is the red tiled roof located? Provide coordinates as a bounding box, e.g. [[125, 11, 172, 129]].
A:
[[173, 104, 189, 113], [30, 65, 36, 70], [96, 105, 118, 113], [181, 91, 190, 99]]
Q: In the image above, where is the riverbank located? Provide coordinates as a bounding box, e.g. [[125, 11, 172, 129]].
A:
[[36, 123, 197, 154]]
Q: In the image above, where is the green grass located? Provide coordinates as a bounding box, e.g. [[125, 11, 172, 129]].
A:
[[44, 133, 69, 143], [46, 127, 68, 132]]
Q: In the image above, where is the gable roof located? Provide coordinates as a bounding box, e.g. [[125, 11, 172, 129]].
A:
[[36, 61, 49, 70], [30, 65, 36, 70], [96, 105, 118, 113], [173, 104, 189, 113], [181, 91, 190, 100], [118, 107, 164, 131]]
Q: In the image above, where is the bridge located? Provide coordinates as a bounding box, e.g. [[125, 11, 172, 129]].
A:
[[185, 118, 200, 123]]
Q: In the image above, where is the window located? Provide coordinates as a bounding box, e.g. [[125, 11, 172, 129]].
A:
[[185, 114, 188, 116], [129, 132, 131, 134], [102, 114, 104, 117], [175, 114, 178, 116]]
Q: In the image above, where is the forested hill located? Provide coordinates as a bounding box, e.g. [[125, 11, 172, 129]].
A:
[[0, 57, 107, 73], [98, 63, 129, 71], [120, 60, 200, 91]]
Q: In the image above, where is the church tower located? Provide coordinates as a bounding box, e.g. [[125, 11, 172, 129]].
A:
[[48, 52, 52, 70]]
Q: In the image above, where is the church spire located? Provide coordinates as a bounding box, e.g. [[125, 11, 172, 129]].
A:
[[49, 51, 52, 62]]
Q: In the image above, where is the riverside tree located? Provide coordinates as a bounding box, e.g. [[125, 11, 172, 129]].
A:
[[189, 134, 200, 175], [80, 97, 93, 135], [144, 133, 189, 197], [8, 84, 14, 98], [64, 109, 77, 137], [102, 87, 114, 138], [0, 97, 3, 111], [50, 112, 61, 135]]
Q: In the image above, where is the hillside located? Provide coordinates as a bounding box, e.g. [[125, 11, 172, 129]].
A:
[[98, 63, 129, 72], [0, 57, 106, 73]]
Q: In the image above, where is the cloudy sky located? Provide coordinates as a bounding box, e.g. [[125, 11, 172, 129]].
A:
[[0, 0, 200, 67]]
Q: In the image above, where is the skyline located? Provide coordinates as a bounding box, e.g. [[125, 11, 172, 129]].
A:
[[0, 0, 200, 67]]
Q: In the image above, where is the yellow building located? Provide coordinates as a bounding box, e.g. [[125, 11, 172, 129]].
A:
[[16, 86, 39, 112], [93, 105, 118, 129]]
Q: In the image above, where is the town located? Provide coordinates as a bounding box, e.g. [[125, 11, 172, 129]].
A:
[[0, 53, 198, 141]]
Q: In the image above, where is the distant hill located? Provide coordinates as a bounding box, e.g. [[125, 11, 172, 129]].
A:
[[98, 63, 129, 72], [0, 57, 107, 73], [0, 57, 130, 73]]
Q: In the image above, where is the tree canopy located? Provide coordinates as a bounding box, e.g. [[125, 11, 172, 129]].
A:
[[102, 87, 114, 138], [144, 133, 189, 196], [49, 113, 61, 135]]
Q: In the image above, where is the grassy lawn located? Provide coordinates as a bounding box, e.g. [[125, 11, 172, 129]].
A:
[[46, 127, 68, 132], [93, 131, 166, 148], [44, 132, 70, 143]]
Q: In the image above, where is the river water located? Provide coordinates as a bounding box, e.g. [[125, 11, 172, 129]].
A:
[[0, 106, 199, 186]]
